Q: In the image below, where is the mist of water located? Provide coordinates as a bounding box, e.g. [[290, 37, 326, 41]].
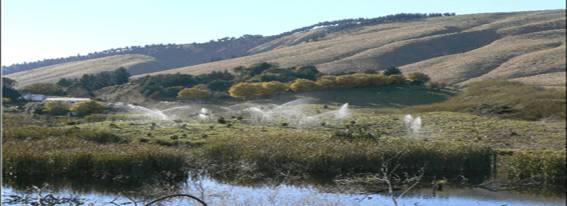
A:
[[109, 98, 350, 127], [404, 114, 422, 134], [112, 103, 169, 120]]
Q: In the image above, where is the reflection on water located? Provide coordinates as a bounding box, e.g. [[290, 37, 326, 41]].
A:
[[2, 176, 565, 206]]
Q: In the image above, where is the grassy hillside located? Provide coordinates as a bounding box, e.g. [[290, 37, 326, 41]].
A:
[[2, 13, 439, 77], [146, 10, 565, 87], [407, 81, 566, 120], [6, 10, 565, 88], [6, 54, 154, 88]]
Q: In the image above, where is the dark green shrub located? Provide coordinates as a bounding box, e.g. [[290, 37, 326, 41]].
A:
[[70, 101, 106, 116], [22, 83, 65, 96], [43, 101, 71, 116], [383, 66, 402, 76]]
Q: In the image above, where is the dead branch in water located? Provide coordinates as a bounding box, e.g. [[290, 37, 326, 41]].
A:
[[145, 194, 208, 206]]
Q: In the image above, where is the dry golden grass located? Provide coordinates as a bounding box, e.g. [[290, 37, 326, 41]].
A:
[[8, 10, 565, 88], [402, 29, 565, 85], [141, 10, 564, 87], [6, 54, 154, 88]]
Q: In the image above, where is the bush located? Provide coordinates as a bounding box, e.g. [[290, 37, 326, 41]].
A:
[[248, 62, 276, 76], [294, 66, 320, 80], [228, 83, 262, 99], [43, 101, 71, 115], [78, 68, 130, 91], [315, 75, 337, 89], [207, 80, 233, 92], [335, 75, 360, 88], [329, 73, 391, 88], [22, 83, 65, 96], [196, 70, 234, 83], [2, 78, 21, 103], [136, 73, 197, 99], [386, 74, 406, 84], [261, 81, 289, 94], [290, 79, 319, 92], [228, 81, 289, 99], [406, 72, 431, 84], [70, 101, 105, 116], [249, 68, 297, 82], [383, 66, 402, 76], [177, 84, 211, 99]]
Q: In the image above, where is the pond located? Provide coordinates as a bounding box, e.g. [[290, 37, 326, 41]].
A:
[[2, 176, 565, 206]]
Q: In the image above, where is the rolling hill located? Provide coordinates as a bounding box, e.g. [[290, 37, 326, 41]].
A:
[[5, 10, 565, 88]]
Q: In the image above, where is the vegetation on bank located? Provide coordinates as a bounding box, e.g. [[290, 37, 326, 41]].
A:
[[3, 138, 186, 187], [408, 81, 566, 120], [200, 133, 493, 181], [502, 150, 566, 186], [2, 117, 187, 187], [2, 108, 565, 188]]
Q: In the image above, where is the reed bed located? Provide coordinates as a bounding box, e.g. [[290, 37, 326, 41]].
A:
[[200, 133, 494, 181], [502, 150, 566, 186], [3, 137, 187, 186]]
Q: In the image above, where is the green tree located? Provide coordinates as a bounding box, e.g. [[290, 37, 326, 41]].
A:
[[249, 62, 276, 76], [111, 67, 130, 85], [43, 101, 71, 115], [2, 77, 21, 102], [70, 100, 105, 116], [294, 66, 320, 80], [2, 77, 17, 87], [56, 78, 75, 87], [22, 83, 65, 95], [383, 66, 402, 76], [207, 80, 233, 92]]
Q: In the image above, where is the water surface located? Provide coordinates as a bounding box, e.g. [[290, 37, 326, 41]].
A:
[[3, 176, 564, 206]]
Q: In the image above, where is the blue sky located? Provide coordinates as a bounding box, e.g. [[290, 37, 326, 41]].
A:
[[1, 0, 565, 66]]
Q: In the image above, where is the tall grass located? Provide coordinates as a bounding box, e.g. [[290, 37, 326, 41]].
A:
[[502, 150, 566, 186], [200, 133, 494, 181], [2, 138, 187, 186]]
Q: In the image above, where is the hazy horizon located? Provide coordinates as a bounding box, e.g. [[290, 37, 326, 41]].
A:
[[2, 0, 565, 66]]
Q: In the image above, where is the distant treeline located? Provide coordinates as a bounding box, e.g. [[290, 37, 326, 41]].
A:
[[277, 12, 456, 37], [2, 12, 455, 75]]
